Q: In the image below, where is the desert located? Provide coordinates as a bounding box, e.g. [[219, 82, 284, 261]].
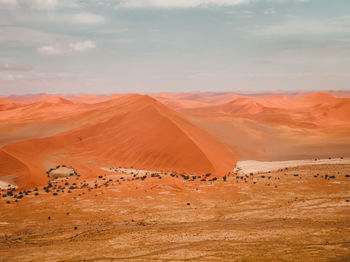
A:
[[1, 0, 350, 260], [0, 91, 350, 261]]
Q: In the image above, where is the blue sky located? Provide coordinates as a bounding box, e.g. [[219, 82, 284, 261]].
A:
[[0, 0, 349, 94]]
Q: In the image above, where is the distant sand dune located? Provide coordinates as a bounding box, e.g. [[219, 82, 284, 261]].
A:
[[234, 158, 350, 175]]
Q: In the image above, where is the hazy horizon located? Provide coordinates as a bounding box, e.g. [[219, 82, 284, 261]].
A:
[[3, 89, 350, 98]]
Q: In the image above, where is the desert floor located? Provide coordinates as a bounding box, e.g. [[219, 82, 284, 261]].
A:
[[1, 163, 350, 261]]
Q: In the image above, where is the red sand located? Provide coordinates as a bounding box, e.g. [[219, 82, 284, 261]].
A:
[[0, 91, 349, 190]]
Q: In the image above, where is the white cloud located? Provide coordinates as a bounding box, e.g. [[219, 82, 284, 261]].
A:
[[37, 45, 65, 56], [1, 0, 310, 10], [21, 0, 58, 10], [37, 40, 96, 56], [72, 13, 105, 24], [117, 0, 251, 8], [266, 0, 308, 2], [69, 40, 96, 52], [18, 0, 80, 10], [117, 0, 308, 8]]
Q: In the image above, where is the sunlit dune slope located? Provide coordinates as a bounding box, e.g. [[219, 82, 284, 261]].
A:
[[0, 95, 235, 188]]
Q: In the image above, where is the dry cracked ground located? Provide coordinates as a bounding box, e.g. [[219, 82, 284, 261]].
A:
[[1, 164, 350, 261]]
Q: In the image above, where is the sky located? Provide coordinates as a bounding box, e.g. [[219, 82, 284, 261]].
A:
[[0, 0, 349, 95]]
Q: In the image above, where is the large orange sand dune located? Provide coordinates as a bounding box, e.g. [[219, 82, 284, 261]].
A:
[[0, 94, 234, 189]]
